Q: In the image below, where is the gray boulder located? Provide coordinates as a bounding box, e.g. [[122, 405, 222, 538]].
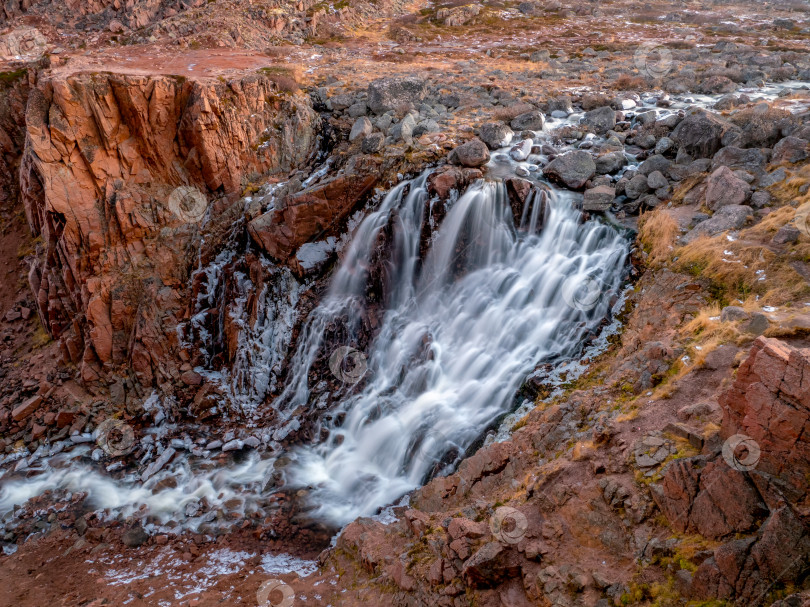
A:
[[672, 108, 740, 159], [349, 117, 373, 142], [583, 185, 615, 211], [450, 138, 491, 167], [583, 106, 617, 135], [510, 110, 545, 131], [772, 136, 808, 164], [543, 150, 596, 189], [625, 174, 650, 200], [705, 166, 751, 210], [479, 122, 514, 149], [682, 205, 751, 243], [368, 77, 429, 115], [595, 151, 627, 175]]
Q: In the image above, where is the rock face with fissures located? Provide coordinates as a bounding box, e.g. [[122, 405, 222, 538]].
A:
[[20, 72, 318, 384]]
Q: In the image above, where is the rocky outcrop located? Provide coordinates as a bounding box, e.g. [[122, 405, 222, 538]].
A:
[[18, 71, 318, 385], [718, 337, 810, 497], [655, 337, 810, 606], [0, 65, 30, 209]]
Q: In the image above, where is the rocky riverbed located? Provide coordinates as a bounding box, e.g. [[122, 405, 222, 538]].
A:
[[1, 0, 810, 605]]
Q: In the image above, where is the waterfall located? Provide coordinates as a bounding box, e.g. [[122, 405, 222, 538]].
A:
[[278, 172, 629, 525]]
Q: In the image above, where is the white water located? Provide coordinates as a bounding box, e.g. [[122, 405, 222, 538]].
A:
[[279, 174, 628, 524]]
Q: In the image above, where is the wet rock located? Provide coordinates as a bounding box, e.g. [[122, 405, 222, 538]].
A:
[[705, 166, 751, 210], [772, 136, 808, 164], [367, 77, 429, 115], [543, 150, 595, 189], [510, 110, 545, 131], [249, 172, 378, 261], [428, 166, 484, 200], [583, 185, 615, 212], [582, 106, 616, 135], [449, 138, 490, 167], [141, 447, 176, 482], [509, 139, 533, 161], [479, 122, 514, 150]]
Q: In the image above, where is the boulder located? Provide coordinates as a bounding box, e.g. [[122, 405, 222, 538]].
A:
[[682, 205, 751, 244], [711, 146, 767, 174], [625, 174, 649, 200], [542, 150, 595, 189], [249, 172, 378, 260], [367, 77, 429, 115], [583, 185, 615, 211], [582, 106, 617, 135], [510, 110, 545, 131], [479, 122, 514, 149], [349, 117, 372, 142], [672, 108, 739, 159], [449, 138, 491, 167], [461, 542, 521, 588], [772, 136, 808, 164], [705, 166, 750, 210], [595, 151, 627, 175]]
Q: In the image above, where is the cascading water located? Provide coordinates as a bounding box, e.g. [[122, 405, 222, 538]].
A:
[[0, 165, 629, 538], [278, 172, 629, 524]]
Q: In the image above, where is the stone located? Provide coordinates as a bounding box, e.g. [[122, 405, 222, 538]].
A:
[[672, 108, 740, 159], [510, 110, 545, 131], [349, 117, 373, 142], [583, 185, 615, 212], [509, 139, 533, 161], [682, 205, 751, 243], [542, 150, 596, 189], [367, 77, 429, 115], [462, 542, 520, 588], [12, 395, 43, 422], [625, 174, 649, 200], [646, 170, 668, 190], [759, 167, 788, 188], [705, 166, 750, 210], [479, 122, 514, 149], [772, 136, 808, 164], [720, 306, 749, 322], [582, 106, 616, 135], [450, 138, 490, 168], [594, 151, 627, 175], [772, 225, 800, 245], [711, 146, 767, 174], [121, 525, 149, 547], [249, 172, 378, 260], [743, 313, 769, 335], [637, 154, 671, 176], [361, 132, 385, 154]]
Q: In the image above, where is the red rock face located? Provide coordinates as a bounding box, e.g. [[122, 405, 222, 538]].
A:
[[719, 336, 810, 495], [17, 72, 318, 385]]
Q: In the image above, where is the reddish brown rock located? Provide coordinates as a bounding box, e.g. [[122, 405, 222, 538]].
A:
[[718, 337, 810, 495], [12, 394, 42, 421], [17, 71, 317, 386], [248, 172, 377, 261]]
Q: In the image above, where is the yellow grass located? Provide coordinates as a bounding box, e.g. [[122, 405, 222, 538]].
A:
[[638, 209, 679, 266]]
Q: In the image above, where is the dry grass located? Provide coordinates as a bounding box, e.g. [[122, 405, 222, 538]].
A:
[[612, 74, 646, 90], [492, 102, 535, 122], [638, 209, 679, 266]]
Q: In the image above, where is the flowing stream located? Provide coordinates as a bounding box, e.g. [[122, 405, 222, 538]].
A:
[[0, 151, 630, 538]]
